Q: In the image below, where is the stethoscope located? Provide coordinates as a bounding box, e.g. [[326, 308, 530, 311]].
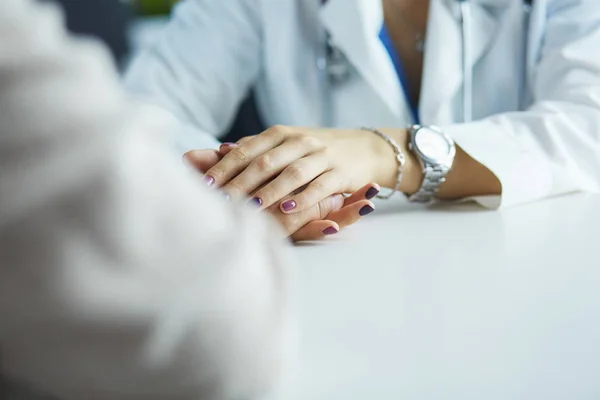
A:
[[323, 0, 534, 124]]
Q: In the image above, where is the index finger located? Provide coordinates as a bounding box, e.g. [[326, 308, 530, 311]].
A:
[[204, 127, 287, 188], [268, 193, 345, 236]]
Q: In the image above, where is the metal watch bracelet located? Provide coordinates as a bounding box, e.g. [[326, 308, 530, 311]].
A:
[[408, 164, 451, 203]]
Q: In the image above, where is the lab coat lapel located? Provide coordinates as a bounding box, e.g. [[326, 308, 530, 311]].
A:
[[320, 0, 406, 120], [420, 0, 499, 124]]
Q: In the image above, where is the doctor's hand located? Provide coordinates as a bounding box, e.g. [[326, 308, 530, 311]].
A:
[[184, 148, 379, 241], [269, 183, 378, 241], [188, 125, 407, 214]]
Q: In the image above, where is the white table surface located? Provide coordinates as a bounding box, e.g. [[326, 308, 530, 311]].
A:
[[270, 193, 600, 400]]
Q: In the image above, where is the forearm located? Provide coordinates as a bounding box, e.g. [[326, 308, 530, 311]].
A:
[[374, 128, 502, 200]]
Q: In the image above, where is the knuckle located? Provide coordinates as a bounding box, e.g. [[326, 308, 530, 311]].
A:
[[316, 199, 327, 220], [265, 125, 289, 140], [229, 146, 249, 162], [254, 154, 276, 172], [207, 165, 225, 180], [299, 135, 322, 149], [322, 146, 335, 158], [286, 163, 306, 181], [309, 179, 327, 195], [270, 124, 289, 134]]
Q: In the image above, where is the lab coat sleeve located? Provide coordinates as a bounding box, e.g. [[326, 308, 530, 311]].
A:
[[0, 2, 293, 400], [442, 1, 600, 208], [124, 0, 263, 153]]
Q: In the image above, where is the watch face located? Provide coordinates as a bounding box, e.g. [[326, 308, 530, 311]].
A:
[[414, 127, 452, 162]]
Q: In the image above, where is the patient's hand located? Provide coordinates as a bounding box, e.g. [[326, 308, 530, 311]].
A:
[[184, 147, 378, 241]]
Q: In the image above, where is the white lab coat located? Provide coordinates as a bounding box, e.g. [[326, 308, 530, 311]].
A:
[[0, 1, 293, 399], [126, 0, 600, 208]]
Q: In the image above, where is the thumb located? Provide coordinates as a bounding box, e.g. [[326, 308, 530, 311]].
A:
[[184, 149, 221, 173]]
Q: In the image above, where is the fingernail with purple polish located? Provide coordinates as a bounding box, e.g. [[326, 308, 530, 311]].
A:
[[359, 205, 375, 216], [250, 197, 263, 207], [323, 226, 339, 236], [204, 175, 215, 187], [365, 187, 380, 200], [281, 200, 297, 212]]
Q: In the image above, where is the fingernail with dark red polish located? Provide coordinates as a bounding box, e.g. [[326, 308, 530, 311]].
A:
[[281, 200, 297, 212], [323, 226, 339, 236], [250, 197, 263, 207], [204, 175, 215, 187], [365, 187, 380, 200], [359, 205, 375, 216]]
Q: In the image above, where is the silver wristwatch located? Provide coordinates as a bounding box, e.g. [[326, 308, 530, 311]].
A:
[[407, 125, 456, 203]]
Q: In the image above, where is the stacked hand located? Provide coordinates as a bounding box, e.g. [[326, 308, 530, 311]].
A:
[[185, 125, 408, 241]]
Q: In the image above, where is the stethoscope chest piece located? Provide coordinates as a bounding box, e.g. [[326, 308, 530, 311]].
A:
[[325, 37, 352, 85]]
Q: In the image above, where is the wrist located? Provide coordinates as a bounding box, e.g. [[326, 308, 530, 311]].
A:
[[372, 128, 422, 195]]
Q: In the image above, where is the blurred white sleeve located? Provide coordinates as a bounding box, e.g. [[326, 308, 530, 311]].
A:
[[124, 0, 263, 153], [443, 1, 600, 208], [0, 1, 293, 400]]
